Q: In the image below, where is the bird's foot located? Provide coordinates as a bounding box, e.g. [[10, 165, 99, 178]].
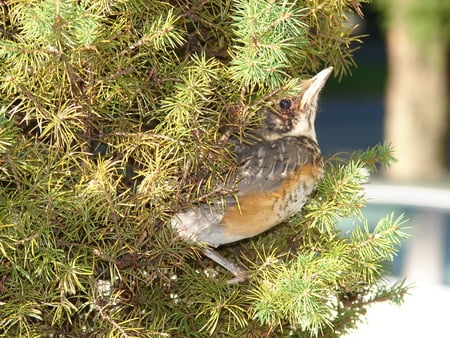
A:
[[202, 247, 251, 284]]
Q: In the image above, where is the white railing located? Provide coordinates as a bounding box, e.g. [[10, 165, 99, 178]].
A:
[[365, 182, 450, 285], [365, 183, 450, 210]]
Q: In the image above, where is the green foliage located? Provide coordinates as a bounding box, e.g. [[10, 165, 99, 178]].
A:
[[0, 0, 408, 336], [230, 1, 309, 87], [374, 0, 450, 41]]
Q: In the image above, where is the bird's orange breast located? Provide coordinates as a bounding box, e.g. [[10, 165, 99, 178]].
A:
[[220, 163, 323, 239]]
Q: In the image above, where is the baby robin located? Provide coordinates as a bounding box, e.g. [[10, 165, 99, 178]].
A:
[[171, 67, 333, 282]]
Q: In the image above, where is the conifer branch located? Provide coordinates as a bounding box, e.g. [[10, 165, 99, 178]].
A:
[[0, 1, 409, 336]]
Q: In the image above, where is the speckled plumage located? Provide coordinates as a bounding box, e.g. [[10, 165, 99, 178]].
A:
[[171, 136, 323, 246], [170, 67, 333, 280]]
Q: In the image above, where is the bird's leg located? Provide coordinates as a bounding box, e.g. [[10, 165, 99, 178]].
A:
[[202, 247, 251, 284]]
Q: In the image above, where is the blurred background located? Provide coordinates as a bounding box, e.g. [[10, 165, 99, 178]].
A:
[[316, 2, 450, 336]]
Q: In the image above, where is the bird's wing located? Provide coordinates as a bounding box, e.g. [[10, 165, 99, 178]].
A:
[[235, 136, 319, 194]]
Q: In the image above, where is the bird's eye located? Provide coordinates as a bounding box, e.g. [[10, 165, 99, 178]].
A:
[[279, 99, 291, 110]]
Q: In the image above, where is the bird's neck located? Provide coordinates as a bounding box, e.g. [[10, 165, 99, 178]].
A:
[[261, 129, 318, 144]]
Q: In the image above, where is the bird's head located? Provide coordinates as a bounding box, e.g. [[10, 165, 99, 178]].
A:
[[263, 67, 333, 141]]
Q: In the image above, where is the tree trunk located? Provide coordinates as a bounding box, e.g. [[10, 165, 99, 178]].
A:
[[384, 0, 448, 181]]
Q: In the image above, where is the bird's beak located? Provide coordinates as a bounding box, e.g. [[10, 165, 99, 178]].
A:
[[300, 67, 333, 109]]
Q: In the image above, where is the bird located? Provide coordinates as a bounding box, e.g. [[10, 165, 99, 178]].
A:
[[171, 67, 333, 282]]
